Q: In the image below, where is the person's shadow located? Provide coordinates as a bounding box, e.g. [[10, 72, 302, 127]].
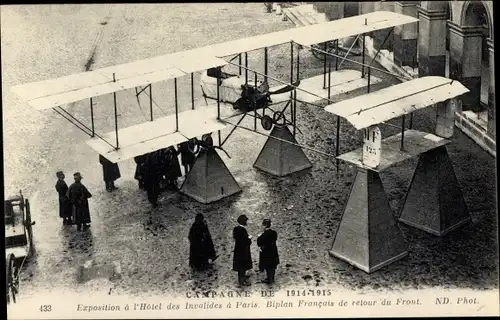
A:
[[67, 228, 94, 256], [190, 262, 220, 292], [65, 228, 95, 283]]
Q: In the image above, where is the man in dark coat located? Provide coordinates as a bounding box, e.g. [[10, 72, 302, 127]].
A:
[[178, 140, 199, 177], [55, 171, 72, 225], [99, 154, 121, 192], [143, 152, 162, 208], [189, 213, 217, 270], [66, 172, 92, 231], [257, 219, 280, 284], [134, 154, 147, 190], [157, 148, 171, 191], [233, 214, 252, 286]]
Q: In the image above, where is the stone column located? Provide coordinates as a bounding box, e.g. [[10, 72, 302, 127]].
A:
[[344, 2, 359, 18], [448, 22, 483, 112], [313, 3, 327, 15], [361, 2, 375, 38], [487, 38, 495, 137], [323, 2, 344, 21], [417, 7, 448, 77], [394, 2, 418, 68], [373, 1, 395, 51]]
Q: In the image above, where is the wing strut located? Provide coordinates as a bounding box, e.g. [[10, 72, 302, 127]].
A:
[[291, 41, 297, 137], [323, 42, 327, 89], [335, 40, 339, 71], [216, 66, 222, 146], [239, 53, 242, 76], [244, 52, 248, 85], [254, 71, 258, 131], [361, 32, 366, 78], [191, 73, 195, 110], [149, 84, 153, 121], [90, 97, 95, 137], [112, 73, 119, 150], [174, 78, 179, 132], [264, 47, 268, 80]]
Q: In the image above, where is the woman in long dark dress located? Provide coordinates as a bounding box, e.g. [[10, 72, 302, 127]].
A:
[[188, 213, 217, 270], [55, 171, 72, 225]]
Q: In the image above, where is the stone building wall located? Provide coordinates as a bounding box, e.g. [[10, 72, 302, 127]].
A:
[[310, 1, 495, 156], [364, 1, 495, 154]]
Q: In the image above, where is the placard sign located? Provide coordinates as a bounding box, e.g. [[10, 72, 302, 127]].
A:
[[435, 98, 458, 138], [362, 125, 381, 168]]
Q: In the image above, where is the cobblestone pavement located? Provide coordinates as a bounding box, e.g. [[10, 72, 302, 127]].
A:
[[2, 4, 497, 302]]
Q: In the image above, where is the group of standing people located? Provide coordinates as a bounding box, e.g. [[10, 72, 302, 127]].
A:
[[188, 214, 280, 286], [134, 141, 199, 207], [55, 140, 200, 229], [55, 171, 92, 231], [54, 145, 280, 286], [55, 154, 118, 231]]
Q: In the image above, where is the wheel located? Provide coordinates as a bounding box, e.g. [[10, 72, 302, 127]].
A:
[[261, 115, 273, 131], [6, 254, 18, 304], [25, 199, 34, 249]]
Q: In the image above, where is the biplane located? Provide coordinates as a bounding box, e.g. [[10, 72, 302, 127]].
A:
[[11, 11, 420, 204]]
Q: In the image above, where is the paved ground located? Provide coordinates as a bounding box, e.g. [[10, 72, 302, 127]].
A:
[[2, 3, 498, 302]]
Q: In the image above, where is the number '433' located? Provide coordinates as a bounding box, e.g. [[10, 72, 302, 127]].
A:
[[39, 305, 52, 312]]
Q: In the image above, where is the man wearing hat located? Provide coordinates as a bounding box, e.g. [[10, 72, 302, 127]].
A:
[[66, 172, 92, 231], [99, 154, 121, 192], [257, 219, 280, 284], [178, 139, 199, 177], [55, 171, 72, 225], [232, 214, 253, 286]]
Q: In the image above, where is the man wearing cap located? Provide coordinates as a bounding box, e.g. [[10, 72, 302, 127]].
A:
[[257, 219, 280, 284], [233, 214, 253, 286], [161, 146, 182, 190], [178, 139, 199, 177], [99, 154, 121, 192], [66, 172, 92, 231], [55, 171, 72, 225]]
